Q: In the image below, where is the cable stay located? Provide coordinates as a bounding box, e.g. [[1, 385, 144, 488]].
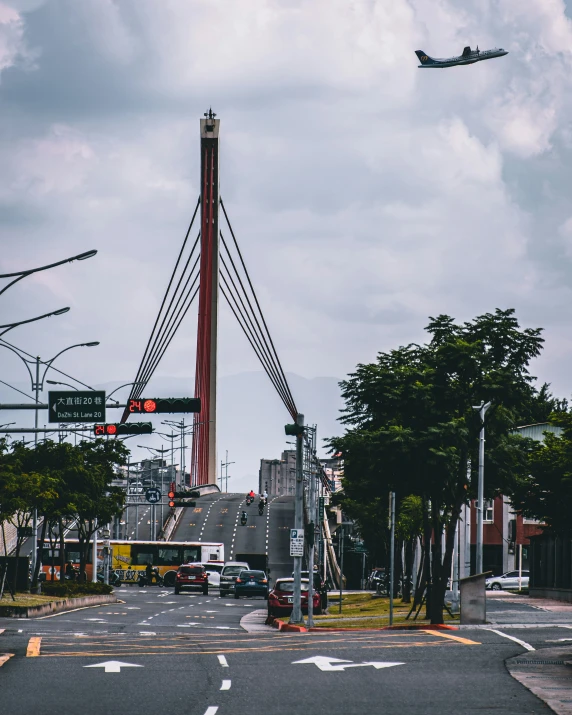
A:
[[121, 198, 201, 422], [219, 199, 298, 421]]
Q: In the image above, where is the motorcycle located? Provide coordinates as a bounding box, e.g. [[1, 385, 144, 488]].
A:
[[97, 570, 121, 587], [258, 503, 265, 516], [246, 495, 254, 506], [138, 568, 164, 588], [240, 513, 248, 526]]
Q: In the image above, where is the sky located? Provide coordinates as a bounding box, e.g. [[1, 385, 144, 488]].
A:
[[2, 0, 572, 485]]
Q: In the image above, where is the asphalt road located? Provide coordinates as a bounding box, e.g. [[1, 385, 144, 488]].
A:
[[0, 591, 559, 715], [172, 493, 294, 582]]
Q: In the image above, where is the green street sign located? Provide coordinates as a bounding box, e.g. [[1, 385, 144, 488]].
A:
[[48, 391, 106, 423]]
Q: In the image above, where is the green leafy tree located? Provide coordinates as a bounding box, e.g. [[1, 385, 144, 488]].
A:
[[509, 412, 572, 534], [1, 438, 128, 588], [329, 309, 546, 623]]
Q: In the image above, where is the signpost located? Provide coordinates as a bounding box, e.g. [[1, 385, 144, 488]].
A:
[[145, 488, 161, 504], [48, 391, 106, 423], [290, 528, 304, 557]]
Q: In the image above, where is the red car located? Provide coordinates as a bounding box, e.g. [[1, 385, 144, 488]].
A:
[[267, 578, 321, 617], [174, 564, 208, 595]]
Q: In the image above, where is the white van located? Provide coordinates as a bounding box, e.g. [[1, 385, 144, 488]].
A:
[[198, 561, 225, 587]]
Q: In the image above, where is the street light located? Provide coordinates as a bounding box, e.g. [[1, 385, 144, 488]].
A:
[[106, 381, 145, 404], [0, 340, 100, 585], [472, 401, 492, 575], [46, 379, 78, 390], [0, 307, 70, 337], [0, 249, 97, 297]]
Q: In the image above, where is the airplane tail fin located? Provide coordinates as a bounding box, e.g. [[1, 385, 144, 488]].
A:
[[415, 50, 437, 65]]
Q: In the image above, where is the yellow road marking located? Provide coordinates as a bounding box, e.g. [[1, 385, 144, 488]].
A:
[[423, 630, 480, 645], [26, 637, 42, 657], [0, 653, 14, 667]]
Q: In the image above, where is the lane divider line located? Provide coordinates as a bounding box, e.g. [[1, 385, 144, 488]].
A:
[[485, 628, 534, 651], [26, 637, 41, 657], [0, 653, 14, 667], [218, 655, 228, 667], [204, 708, 219, 715], [220, 680, 231, 691]]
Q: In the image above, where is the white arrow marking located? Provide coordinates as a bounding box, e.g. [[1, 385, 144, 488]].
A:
[[293, 655, 404, 672], [84, 660, 144, 673]]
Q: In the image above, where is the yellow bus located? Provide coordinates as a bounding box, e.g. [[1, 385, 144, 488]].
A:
[[40, 539, 224, 586]]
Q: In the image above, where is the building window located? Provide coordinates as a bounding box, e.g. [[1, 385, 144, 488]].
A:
[[483, 499, 494, 523]]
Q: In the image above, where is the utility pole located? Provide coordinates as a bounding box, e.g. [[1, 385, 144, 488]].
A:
[[307, 457, 317, 627], [473, 401, 491, 574], [389, 491, 396, 626], [290, 413, 305, 625], [338, 525, 344, 615]]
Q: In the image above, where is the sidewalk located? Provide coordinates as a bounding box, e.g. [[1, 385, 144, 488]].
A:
[[485, 591, 572, 714]]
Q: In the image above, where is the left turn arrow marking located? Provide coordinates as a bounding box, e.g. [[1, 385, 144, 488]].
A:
[[84, 660, 143, 673]]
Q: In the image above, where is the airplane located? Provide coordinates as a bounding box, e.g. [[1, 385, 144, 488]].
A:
[[415, 46, 508, 68]]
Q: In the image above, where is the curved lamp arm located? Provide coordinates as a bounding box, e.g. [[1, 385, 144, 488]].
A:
[[40, 342, 99, 387], [0, 342, 34, 386], [0, 307, 70, 337], [0, 250, 97, 297]]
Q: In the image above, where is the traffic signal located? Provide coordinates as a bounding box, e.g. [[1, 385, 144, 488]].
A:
[[94, 422, 153, 436], [168, 488, 175, 508], [128, 397, 201, 414], [171, 489, 199, 507], [285, 423, 304, 437]]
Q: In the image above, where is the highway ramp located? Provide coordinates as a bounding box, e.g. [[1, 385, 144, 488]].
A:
[[171, 492, 294, 583]]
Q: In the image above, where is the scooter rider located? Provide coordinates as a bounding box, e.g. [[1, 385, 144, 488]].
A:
[[241, 510, 248, 525]]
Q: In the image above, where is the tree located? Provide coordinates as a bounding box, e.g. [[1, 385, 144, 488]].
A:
[[329, 309, 545, 623], [0, 441, 61, 594], [1, 438, 128, 588], [509, 411, 572, 534]]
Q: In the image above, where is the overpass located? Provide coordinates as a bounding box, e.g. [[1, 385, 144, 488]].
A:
[[171, 492, 295, 582]]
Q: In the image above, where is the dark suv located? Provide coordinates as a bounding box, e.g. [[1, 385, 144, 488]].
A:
[[175, 564, 208, 595]]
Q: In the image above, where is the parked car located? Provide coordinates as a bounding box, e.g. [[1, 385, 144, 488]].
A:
[[268, 578, 321, 617], [174, 564, 209, 595], [486, 570, 529, 591], [219, 561, 250, 597], [234, 570, 269, 599]]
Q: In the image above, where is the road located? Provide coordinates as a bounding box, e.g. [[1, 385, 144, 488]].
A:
[[172, 493, 294, 582], [0, 591, 560, 714]]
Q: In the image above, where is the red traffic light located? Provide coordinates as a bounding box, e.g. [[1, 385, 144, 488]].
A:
[[169, 500, 175, 508], [143, 399, 157, 413], [94, 424, 117, 436], [168, 491, 175, 499], [128, 397, 201, 414]]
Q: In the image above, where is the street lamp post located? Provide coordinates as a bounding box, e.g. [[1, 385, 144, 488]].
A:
[[221, 451, 235, 493], [0, 341, 99, 586], [472, 401, 492, 575]]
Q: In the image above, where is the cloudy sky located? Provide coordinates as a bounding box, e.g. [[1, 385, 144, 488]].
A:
[[2, 0, 572, 482]]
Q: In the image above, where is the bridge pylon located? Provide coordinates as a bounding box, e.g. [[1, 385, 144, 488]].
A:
[[191, 110, 220, 486]]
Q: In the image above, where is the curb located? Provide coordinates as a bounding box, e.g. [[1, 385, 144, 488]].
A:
[[506, 646, 572, 715], [268, 615, 457, 633], [0, 593, 118, 618], [269, 616, 308, 633], [307, 624, 458, 632]]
